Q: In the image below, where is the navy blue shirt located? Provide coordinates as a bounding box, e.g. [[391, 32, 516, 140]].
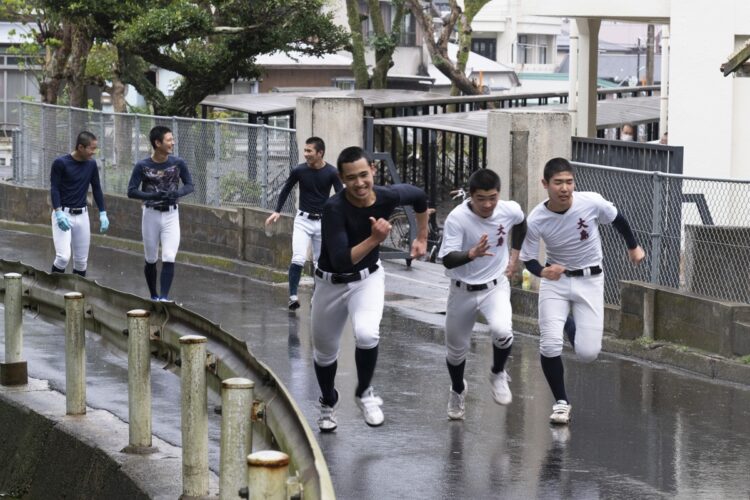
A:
[[127, 155, 194, 208], [274, 162, 343, 214], [50, 154, 105, 211], [318, 184, 428, 273]]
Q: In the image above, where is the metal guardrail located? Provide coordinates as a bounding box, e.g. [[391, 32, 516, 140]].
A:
[[0, 259, 334, 499]]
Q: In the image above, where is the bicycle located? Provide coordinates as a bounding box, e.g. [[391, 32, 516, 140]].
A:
[[385, 188, 467, 263]]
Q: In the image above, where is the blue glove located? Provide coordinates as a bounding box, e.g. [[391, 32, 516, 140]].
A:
[[55, 210, 71, 231], [99, 211, 109, 233]]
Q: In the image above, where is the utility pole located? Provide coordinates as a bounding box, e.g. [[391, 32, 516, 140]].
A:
[[646, 24, 655, 85]]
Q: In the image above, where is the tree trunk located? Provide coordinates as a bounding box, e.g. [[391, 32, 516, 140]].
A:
[[41, 22, 73, 104], [67, 24, 93, 109], [346, 0, 370, 89], [370, 0, 405, 89]]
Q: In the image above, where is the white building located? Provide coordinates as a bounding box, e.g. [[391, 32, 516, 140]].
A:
[[523, 0, 750, 179]]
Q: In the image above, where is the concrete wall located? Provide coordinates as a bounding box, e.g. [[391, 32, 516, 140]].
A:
[[620, 280, 750, 357], [295, 97, 364, 165], [0, 182, 295, 272]]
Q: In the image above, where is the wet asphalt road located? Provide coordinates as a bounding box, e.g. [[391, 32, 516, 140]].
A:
[[1, 228, 750, 499]]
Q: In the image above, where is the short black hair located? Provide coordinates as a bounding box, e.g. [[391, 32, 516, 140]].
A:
[[76, 131, 97, 148], [468, 168, 501, 194], [543, 157, 574, 182], [306, 136, 325, 154], [149, 125, 172, 149], [336, 146, 372, 173]]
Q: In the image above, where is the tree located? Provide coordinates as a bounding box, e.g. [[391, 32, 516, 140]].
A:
[[406, 0, 489, 96], [44, 0, 349, 116], [346, 0, 406, 89]]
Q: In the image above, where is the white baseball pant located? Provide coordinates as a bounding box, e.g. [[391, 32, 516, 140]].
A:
[[311, 267, 385, 367], [291, 213, 322, 267], [141, 206, 181, 263], [538, 273, 605, 362], [445, 276, 513, 365], [51, 208, 91, 272]]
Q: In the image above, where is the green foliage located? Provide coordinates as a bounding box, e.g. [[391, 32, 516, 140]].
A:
[[739, 354, 750, 365], [220, 171, 261, 204]]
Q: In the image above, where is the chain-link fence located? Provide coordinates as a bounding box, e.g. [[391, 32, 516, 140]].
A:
[[13, 102, 299, 213], [574, 161, 750, 305]]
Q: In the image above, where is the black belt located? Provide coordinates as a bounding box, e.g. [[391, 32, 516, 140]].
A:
[[64, 207, 86, 215], [299, 211, 321, 221], [455, 279, 497, 292], [564, 265, 602, 277], [148, 204, 177, 212], [315, 264, 379, 284]]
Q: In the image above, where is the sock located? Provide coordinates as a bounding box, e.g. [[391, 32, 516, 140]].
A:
[[144, 262, 158, 298], [564, 315, 577, 348], [72, 269, 86, 277], [540, 355, 568, 403], [160, 262, 175, 298], [354, 345, 379, 397], [314, 360, 338, 407], [446, 359, 466, 393], [491, 345, 512, 374], [51, 265, 65, 273], [288, 263, 303, 297]]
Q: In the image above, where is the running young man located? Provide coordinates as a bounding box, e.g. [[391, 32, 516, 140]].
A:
[[265, 137, 343, 310], [127, 126, 194, 301], [312, 146, 428, 432], [520, 158, 645, 425], [50, 131, 109, 277], [438, 169, 526, 420]]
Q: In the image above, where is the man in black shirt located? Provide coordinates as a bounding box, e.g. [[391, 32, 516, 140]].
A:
[[311, 146, 428, 432], [265, 137, 343, 310]]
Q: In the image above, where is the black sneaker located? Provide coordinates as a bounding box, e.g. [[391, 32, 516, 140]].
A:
[[288, 295, 301, 310]]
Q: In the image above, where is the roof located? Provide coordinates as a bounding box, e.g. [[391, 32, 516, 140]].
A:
[[255, 51, 353, 69], [557, 54, 662, 83], [428, 43, 520, 87], [372, 95, 661, 137]]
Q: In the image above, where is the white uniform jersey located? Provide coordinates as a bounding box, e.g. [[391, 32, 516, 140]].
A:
[[520, 191, 617, 269], [439, 199, 524, 284]]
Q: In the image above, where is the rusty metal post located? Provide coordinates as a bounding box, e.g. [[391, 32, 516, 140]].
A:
[[219, 377, 254, 500], [65, 292, 86, 415], [1, 272, 27, 385], [246, 451, 290, 500], [180, 334, 209, 498], [123, 309, 156, 454]]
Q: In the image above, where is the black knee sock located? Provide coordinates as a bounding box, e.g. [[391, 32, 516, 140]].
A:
[[144, 262, 158, 298], [354, 346, 379, 397], [72, 269, 86, 277], [491, 345, 512, 374], [314, 360, 338, 406], [288, 263, 303, 297], [540, 355, 568, 403], [160, 262, 175, 298], [51, 265, 65, 273], [446, 359, 466, 393]]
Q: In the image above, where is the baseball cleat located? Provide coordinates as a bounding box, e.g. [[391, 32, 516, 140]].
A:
[[447, 380, 467, 420], [150, 295, 159, 301], [288, 295, 301, 310], [355, 386, 384, 427], [489, 370, 512, 405], [550, 400, 572, 425], [318, 389, 339, 433], [158, 296, 173, 303]]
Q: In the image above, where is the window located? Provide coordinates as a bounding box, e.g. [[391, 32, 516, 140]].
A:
[[517, 35, 532, 64], [472, 39, 496, 61]]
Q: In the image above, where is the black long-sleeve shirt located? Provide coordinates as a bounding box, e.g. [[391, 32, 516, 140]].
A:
[[274, 163, 343, 214], [49, 154, 105, 211], [317, 184, 428, 273]]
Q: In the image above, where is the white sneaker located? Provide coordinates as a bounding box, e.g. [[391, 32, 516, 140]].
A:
[[317, 390, 339, 433], [489, 370, 512, 405], [355, 386, 384, 427], [447, 380, 467, 420], [288, 295, 300, 310], [549, 400, 572, 425]]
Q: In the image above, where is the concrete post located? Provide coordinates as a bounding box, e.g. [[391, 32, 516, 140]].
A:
[[659, 25, 670, 137], [180, 334, 209, 498], [246, 450, 289, 500], [219, 378, 254, 500], [123, 309, 156, 454], [575, 18, 601, 138], [567, 21, 579, 136], [65, 292, 86, 415], [1, 272, 27, 386], [295, 97, 364, 164]]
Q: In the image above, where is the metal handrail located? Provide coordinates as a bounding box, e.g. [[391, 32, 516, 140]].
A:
[[0, 259, 335, 500]]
